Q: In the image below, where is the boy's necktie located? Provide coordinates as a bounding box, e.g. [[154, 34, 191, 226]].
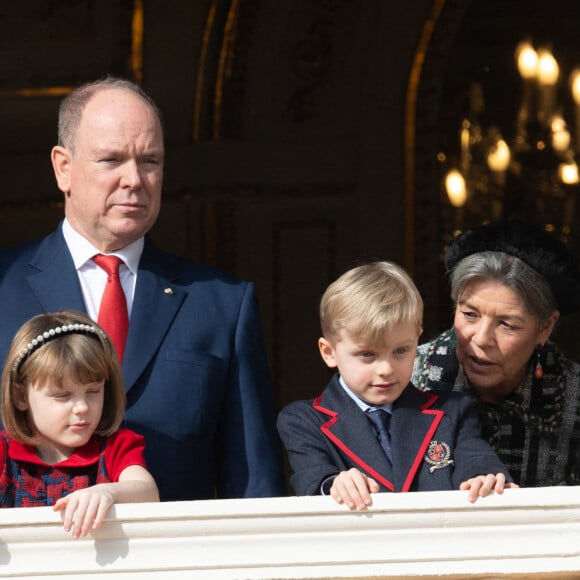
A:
[[366, 408, 392, 462], [92, 254, 129, 363]]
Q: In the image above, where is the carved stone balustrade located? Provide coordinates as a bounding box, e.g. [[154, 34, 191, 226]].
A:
[[1, 486, 579, 579]]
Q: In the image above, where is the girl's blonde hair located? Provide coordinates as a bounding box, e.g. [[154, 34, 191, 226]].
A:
[[1, 310, 126, 444], [320, 261, 423, 345]]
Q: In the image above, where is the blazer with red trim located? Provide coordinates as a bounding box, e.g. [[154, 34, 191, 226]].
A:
[[277, 374, 510, 495]]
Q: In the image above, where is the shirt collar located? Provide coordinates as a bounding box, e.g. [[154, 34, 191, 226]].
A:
[[62, 218, 144, 274], [338, 375, 393, 413], [7, 435, 101, 467]]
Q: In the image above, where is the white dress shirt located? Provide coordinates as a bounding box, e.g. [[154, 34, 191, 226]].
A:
[[62, 218, 143, 320]]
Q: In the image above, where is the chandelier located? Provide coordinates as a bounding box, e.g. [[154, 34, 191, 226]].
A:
[[440, 39, 580, 246]]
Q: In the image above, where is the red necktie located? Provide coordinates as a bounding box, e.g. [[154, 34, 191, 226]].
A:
[[92, 254, 129, 363]]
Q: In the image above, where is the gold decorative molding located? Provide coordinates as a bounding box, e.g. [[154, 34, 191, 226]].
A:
[[0, 0, 144, 99], [193, 0, 241, 141], [214, 0, 241, 139], [131, 0, 144, 85], [0, 87, 72, 98], [193, 0, 220, 141], [404, 0, 447, 274]]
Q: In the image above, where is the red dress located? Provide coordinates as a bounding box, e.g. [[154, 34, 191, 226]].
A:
[[0, 428, 148, 507]]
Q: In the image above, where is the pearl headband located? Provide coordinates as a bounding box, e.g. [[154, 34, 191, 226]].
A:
[[12, 323, 108, 376]]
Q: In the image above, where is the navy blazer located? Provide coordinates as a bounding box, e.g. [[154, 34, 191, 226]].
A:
[[0, 225, 286, 501], [277, 374, 510, 495]]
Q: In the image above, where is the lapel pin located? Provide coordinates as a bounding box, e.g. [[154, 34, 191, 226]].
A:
[[163, 288, 174, 295]]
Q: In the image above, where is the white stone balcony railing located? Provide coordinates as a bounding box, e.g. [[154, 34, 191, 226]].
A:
[[1, 486, 579, 579]]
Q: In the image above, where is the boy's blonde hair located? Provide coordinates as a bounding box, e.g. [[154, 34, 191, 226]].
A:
[[320, 261, 423, 345], [1, 310, 126, 444]]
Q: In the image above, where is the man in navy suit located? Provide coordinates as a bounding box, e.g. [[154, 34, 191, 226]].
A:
[[277, 262, 515, 510], [0, 77, 286, 501]]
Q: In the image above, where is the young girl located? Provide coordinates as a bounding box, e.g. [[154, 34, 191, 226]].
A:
[[0, 310, 159, 538]]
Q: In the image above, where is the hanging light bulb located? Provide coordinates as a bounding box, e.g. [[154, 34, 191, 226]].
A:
[[514, 41, 538, 147], [570, 69, 580, 154], [551, 115, 571, 153], [571, 69, 580, 105], [487, 139, 511, 172], [445, 169, 467, 208], [537, 49, 559, 85], [516, 41, 538, 80], [536, 48, 559, 126], [559, 160, 579, 185]]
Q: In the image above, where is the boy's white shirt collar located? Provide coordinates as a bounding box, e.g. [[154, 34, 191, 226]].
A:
[[338, 375, 393, 413]]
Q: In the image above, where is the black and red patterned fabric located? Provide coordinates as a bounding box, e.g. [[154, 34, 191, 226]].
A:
[[0, 428, 147, 507]]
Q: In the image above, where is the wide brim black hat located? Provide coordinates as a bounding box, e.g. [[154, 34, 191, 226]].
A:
[[444, 219, 580, 315]]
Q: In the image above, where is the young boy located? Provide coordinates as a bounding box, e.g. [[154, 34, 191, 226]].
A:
[[277, 261, 516, 510]]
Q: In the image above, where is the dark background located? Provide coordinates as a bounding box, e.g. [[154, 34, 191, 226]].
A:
[[0, 0, 578, 411]]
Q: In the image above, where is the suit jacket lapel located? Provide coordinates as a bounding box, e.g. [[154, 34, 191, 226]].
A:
[[25, 229, 186, 393], [122, 241, 186, 390], [314, 376, 394, 491], [27, 229, 86, 312], [392, 386, 443, 492]]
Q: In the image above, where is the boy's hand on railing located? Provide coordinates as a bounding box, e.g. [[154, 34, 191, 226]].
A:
[[330, 467, 380, 511], [460, 472, 520, 503]]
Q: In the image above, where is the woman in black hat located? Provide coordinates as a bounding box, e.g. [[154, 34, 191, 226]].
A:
[[412, 219, 580, 487]]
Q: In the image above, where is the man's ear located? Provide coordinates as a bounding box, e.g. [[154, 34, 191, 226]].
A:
[[51, 145, 72, 195], [318, 337, 338, 368]]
